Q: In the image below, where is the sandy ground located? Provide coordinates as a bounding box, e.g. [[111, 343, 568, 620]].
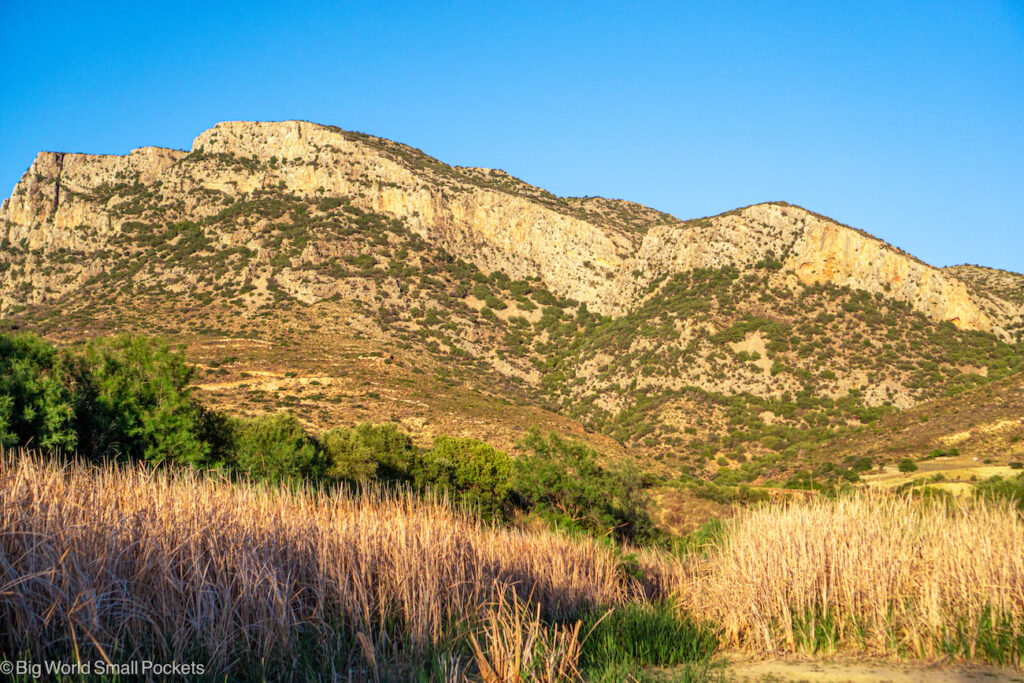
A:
[[726, 659, 1023, 682]]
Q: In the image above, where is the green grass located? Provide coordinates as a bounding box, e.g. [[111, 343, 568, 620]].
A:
[[579, 603, 719, 673], [939, 606, 1024, 666]]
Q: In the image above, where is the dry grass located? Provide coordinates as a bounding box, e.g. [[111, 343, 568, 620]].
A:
[[679, 494, 1024, 662], [468, 586, 585, 683], [0, 451, 632, 679], [7, 449, 1022, 679]]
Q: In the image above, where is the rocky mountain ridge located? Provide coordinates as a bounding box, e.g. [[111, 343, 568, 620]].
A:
[[3, 120, 1020, 339]]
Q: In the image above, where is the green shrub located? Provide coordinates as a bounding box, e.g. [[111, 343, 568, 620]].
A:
[[483, 294, 507, 310], [851, 456, 874, 472], [413, 436, 512, 518], [975, 473, 1024, 510], [0, 333, 76, 451], [316, 196, 345, 211], [514, 430, 657, 543], [323, 422, 417, 482], [227, 412, 324, 483], [71, 336, 209, 465], [898, 458, 918, 473]]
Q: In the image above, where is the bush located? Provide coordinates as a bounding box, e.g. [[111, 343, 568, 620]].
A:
[[323, 422, 417, 482], [316, 196, 345, 211], [71, 336, 209, 465], [413, 436, 512, 518], [975, 473, 1024, 510], [513, 430, 657, 543], [227, 412, 324, 483], [0, 333, 76, 451], [898, 458, 919, 473], [851, 456, 874, 473], [483, 294, 507, 310]]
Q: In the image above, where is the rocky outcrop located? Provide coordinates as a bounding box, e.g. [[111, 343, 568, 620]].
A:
[[189, 121, 634, 309], [619, 202, 1013, 335], [2, 120, 1019, 337], [2, 147, 185, 252]]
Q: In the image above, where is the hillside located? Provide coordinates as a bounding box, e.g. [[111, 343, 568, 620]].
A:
[[808, 370, 1024, 495], [2, 120, 1023, 483]]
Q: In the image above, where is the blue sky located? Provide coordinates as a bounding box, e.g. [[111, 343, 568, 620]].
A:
[[2, 1, 1022, 272]]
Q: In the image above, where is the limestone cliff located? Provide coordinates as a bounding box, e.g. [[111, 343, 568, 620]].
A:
[[2, 120, 1020, 338], [631, 203, 1009, 334]]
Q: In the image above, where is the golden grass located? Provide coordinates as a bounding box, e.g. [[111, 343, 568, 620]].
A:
[[679, 494, 1024, 662], [0, 452, 631, 678], [6, 449, 1023, 677], [468, 586, 585, 683]]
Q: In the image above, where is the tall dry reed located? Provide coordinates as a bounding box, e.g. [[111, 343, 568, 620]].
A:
[[0, 452, 627, 678], [679, 494, 1024, 662]]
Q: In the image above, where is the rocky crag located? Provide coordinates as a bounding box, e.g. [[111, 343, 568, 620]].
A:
[[4, 120, 1019, 335]]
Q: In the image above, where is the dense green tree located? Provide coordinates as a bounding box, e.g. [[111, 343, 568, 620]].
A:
[[897, 458, 918, 473], [322, 422, 417, 482], [513, 429, 656, 543], [414, 436, 512, 517], [228, 412, 324, 483], [0, 333, 76, 451], [71, 335, 209, 464]]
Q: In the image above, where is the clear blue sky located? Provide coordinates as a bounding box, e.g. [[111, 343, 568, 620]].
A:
[[2, 1, 1022, 273]]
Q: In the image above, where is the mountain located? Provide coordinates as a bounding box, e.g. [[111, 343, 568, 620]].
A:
[[2, 120, 1022, 484]]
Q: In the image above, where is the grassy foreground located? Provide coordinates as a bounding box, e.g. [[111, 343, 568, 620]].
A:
[[680, 494, 1024, 663], [0, 452, 713, 681], [1, 452, 1022, 680]]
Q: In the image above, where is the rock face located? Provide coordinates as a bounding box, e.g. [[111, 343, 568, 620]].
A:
[[633, 203, 1002, 333], [3, 148, 186, 251], [2, 120, 1020, 337]]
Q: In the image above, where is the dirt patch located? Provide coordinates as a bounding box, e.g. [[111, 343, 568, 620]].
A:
[[861, 459, 1018, 492], [727, 658, 1023, 682], [729, 331, 772, 374]]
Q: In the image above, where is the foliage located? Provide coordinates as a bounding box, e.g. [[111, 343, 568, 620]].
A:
[[226, 412, 324, 483], [686, 480, 768, 505], [322, 422, 417, 482], [513, 429, 658, 543], [71, 335, 209, 464], [578, 602, 718, 671], [975, 473, 1024, 511], [0, 332, 76, 451], [898, 458, 919, 473], [413, 436, 513, 518]]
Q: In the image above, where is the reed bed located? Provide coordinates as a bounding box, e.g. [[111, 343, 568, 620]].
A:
[[679, 494, 1024, 663], [0, 452, 631, 679], [7, 450, 1022, 679]]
